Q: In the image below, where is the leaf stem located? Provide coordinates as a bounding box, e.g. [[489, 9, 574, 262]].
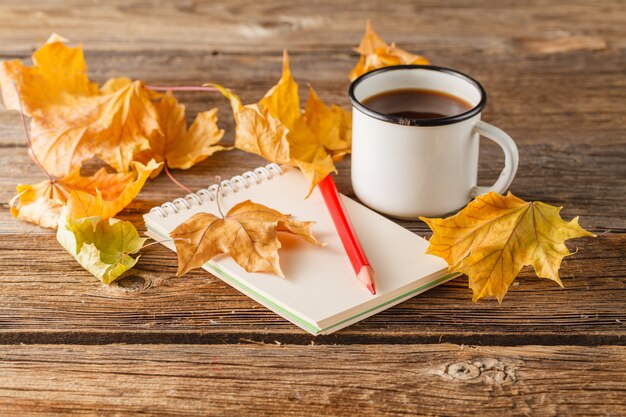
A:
[[12, 82, 55, 183], [164, 164, 193, 195], [214, 176, 225, 218], [141, 237, 190, 250], [144, 85, 218, 92]]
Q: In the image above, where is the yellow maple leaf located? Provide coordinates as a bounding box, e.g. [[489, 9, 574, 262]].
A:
[[0, 35, 160, 176], [0, 36, 227, 177], [2, 56, 160, 176], [20, 167, 135, 203], [134, 91, 229, 171], [0, 34, 98, 115], [303, 86, 352, 159], [349, 20, 429, 81], [27, 75, 160, 176], [66, 159, 161, 221], [421, 192, 596, 302], [10, 160, 160, 228], [258, 52, 301, 131], [9, 196, 64, 229], [288, 117, 337, 192], [211, 82, 292, 165], [208, 51, 352, 194], [170, 200, 323, 277]]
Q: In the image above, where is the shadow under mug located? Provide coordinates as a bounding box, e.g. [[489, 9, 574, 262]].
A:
[[348, 65, 519, 219]]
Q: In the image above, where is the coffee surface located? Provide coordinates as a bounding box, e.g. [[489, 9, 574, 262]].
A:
[[362, 88, 473, 120]]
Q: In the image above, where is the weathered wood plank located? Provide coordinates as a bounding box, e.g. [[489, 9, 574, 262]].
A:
[[0, 38, 624, 342], [0, 344, 624, 416], [0, 0, 624, 54], [0, 0, 625, 415], [0, 231, 621, 345], [2, 49, 624, 131], [0, 0, 624, 346]]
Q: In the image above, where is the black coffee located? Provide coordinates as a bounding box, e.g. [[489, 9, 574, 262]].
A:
[[362, 88, 473, 119]]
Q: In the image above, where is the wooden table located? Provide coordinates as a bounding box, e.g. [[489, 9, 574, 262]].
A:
[[0, 1, 624, 415]]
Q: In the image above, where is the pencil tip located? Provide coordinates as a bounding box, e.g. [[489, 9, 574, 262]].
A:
[[358, 266, 376, 295]]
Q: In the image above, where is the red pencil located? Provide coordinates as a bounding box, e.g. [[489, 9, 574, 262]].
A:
[[318, 174, 376, 295]]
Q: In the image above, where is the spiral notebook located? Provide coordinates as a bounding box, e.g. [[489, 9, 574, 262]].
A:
[[143, 163, 456, 335]]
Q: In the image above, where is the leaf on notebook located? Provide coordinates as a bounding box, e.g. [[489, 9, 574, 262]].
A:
[[207, 51, 352, 195], [349, 19, 429, 81], [170, 200, 323, 277], [420, 192, 595, 302], [56, 208, 147, 284]]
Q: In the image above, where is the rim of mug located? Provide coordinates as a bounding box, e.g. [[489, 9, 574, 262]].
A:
[[348, 65, 487, 127]]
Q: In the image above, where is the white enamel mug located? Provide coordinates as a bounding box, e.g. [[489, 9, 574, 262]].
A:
[[349, 65, 519, 219]]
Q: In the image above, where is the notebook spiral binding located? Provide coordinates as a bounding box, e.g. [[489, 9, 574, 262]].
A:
[[149, 163, 284, 218]]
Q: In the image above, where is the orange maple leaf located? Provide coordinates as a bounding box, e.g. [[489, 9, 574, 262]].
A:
[[10, 160, 161, 229], [133, 91, 230, 171], [0, 35, 227, 177], [209, 51, 352, 194], [349, 20, 429, 81]]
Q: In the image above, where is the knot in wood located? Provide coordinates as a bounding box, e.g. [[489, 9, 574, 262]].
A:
[[115, 275, 151, 292], [446, 362, 480, 380], [439, 358, 517, 385]]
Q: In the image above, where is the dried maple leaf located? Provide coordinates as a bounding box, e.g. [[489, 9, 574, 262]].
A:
[[10, 160, 161, 229], [0, 34, 98, 115], [0, 35, 159, 176], [170, 200, 322, 277], [209, 51, 352, 194], [65, 159, 161, 220], [303, 87, 351, 159], [134, 91, 229, 171], [0, 36, 227, 177], [216, 85, 291, 165], [349, 20, 429, 81], [56, 208, 146, 284], [10, 196, 64, 229], [421, 192, 595, 302]]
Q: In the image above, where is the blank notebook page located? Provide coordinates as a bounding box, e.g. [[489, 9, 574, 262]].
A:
[[144, 166, 449, 331]]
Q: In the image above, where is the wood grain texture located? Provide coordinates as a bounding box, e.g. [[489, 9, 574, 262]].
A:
[[0, 344, 624, 417], [0, 0, 625, 414], [0, 0, 624, 53], [0, 231, 623, 345]]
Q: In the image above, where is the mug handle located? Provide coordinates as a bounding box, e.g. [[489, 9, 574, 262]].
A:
[[471, 120, 519, 197]]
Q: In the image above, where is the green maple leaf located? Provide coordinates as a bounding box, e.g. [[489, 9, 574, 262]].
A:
[[56, 208, 146, 284]]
